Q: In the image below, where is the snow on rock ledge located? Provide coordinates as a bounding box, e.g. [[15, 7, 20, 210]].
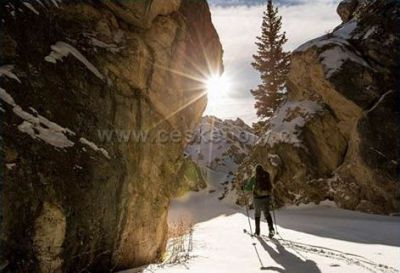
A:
[[258, 100, 323, 148], [45, 41, 105, 81]]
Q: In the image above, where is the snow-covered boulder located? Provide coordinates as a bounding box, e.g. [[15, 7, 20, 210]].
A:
[[0, 1, 222, 272], [240, 0, 399, 214]]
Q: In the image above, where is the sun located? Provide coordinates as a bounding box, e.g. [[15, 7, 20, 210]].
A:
[[206, 74, 231, 101]]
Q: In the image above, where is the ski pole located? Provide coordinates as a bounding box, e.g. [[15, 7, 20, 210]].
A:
[[272, 208, 278, 235], [272, 195, 279, 235], [245, 199, 254, 235], [252, 242, 265, 269]]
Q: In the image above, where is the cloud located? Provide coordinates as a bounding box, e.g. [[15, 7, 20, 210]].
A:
[[208, 0, 340, 8], [204, 0, 342, 124]]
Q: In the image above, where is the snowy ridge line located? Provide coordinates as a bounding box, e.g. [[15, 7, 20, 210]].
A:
[[293, 18, 373, 79], [333, 19, 358, 39], [271, 236, 399, 273], [294, 18, 359, 53], [45, 41, 105, 81], [294, 36, 350, 53]]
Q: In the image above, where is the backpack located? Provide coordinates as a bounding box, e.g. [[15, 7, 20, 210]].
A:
[[254, 170, 272, 197]]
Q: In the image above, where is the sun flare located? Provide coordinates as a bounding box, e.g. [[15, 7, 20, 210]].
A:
[[206, 74, 231, 101]]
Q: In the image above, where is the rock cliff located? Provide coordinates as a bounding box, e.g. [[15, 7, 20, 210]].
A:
[[240, 0, 399, 214], [0, 0, 222, 272]]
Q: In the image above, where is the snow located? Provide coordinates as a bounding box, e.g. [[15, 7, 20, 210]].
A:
[[6, 163, 16, 170], [294, 18, 359, 60], [294, 19, 358, 54], [79, 137, 111, 159], [45, 41, 105, 81], [185, 116, 256, 173], [293, 17, 374, 79], [0, 88, 16, 106], [367, 90, 394, 113], [0, 65, 21, 83], [364, 26, 378, 39], [293, 19, 371, 79], [139, 163, 399, 273], [90, 37, 121, 53], [49, 0, 62, 8], [268, 154, 281, 167], [257, 100, 324, 148], [333, 20, 358, 39], [294, 36, 350, 53], [18, 120, 74, 148], [0, 89, 108, 152], [0, 88, 75, 148], [319, 46, 370, 78], [326, 174, 340, 194], [23, 2, 40, 15], [121, 205, 400, 273], [34, 0, 46, 8], [169, 168, 240, 224]]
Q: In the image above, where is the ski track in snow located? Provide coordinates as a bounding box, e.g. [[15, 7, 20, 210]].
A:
[[270, 236, 399, 273], [120, 166, 400, 273]]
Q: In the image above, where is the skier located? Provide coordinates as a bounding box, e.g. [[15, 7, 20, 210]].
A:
[[244, 165, 275, 238]]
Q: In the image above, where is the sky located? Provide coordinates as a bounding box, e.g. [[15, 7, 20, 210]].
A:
[[203, 0, 342, 125]]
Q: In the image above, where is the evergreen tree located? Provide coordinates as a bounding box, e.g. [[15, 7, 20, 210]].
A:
[[251, 0, 290, 119]]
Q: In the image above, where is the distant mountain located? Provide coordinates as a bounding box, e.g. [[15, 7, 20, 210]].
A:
[[185, 116, 256, 174], [184, 116, 256, 201]]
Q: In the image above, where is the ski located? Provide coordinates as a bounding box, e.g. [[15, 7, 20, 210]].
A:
[[243, 228, 277, 240], [244, 229, 266, 239], [261, 234, 278, 242], [243, 228, 256, 238]]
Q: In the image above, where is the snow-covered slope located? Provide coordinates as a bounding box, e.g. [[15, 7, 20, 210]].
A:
[[169, 168, 240, 224], [185, 116, 256, 174], [122, 204, 400, 273], [121, 124, 399, 273]]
